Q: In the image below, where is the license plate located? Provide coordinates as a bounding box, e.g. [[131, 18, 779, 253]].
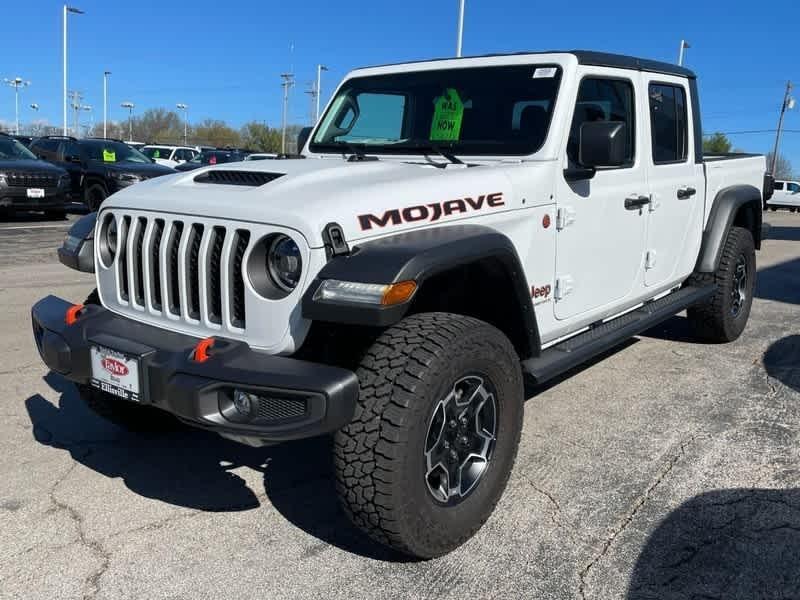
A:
[[90, 345, 141, 402], [26, 188, 45, 199]]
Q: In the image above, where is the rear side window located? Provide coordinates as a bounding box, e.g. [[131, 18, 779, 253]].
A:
[[32, 138, 60, 157], [788, 182, 800, 193], [774, 181, 785, 190], [649, 83, 688, 163], [568, 78, 635, 166]]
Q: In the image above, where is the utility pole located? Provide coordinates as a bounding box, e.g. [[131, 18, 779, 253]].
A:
[[305, 83, 316, 125], [315, 64, 328, 122], [677, 39, 690, 66], [3, 77, 30, 135], [176, 103, 188, 145], [456, 0, 465, 57], [770, 80, 795, 177], [64, 5, 85, 135], [121, 101, 135, 141], [103, 71, 111, 138], [69, 90, 87, 136], [280, 73, 295, 154]]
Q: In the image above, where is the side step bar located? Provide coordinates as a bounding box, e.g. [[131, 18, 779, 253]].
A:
[[522, 285, 716, 385]]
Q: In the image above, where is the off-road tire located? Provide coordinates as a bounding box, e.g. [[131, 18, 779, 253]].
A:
[[85, 184, 107, 211], [333, 312, 524, 558], [687, 226, 755, 343], [77, 384, 180, 431]]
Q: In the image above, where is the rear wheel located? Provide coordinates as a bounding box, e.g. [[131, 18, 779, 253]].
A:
[[687, 226, 756, 343], [334, 312, 524, 558], [85, 184, 107, 211]]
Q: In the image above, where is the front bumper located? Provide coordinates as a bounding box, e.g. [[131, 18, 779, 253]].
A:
[[0, 188, 68, 210], [31, 295, 359, 445]]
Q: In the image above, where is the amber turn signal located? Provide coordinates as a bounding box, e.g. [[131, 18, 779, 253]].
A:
[[381, 281, 417, 306]]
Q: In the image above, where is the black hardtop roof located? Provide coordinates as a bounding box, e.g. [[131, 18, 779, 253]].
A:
[[363, 50, 696, 80]]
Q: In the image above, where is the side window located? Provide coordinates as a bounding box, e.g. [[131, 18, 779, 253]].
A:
[[62, 140, 81, 161], [774, 181, 785, 191], [649, 83, 688, 163], [32, 138, 59, 159], [788, 182, 800, 193], [568, 78, 635, 166]]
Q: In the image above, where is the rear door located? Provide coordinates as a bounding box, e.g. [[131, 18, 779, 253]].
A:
[[642, 76, 706, 288], [553, 71, 649, 320]]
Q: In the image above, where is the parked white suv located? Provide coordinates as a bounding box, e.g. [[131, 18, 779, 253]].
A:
[[767, 179, 800, 212], [141, 145, 199, 168], [34, 50, 770, 559]]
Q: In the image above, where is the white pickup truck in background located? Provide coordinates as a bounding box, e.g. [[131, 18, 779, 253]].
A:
[[34, 50, 770, 559], [767, 179, 800, 211]]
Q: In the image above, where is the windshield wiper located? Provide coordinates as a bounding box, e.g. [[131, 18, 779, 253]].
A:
[[399, 140, 464, 166], [327, 142, 378, 162]]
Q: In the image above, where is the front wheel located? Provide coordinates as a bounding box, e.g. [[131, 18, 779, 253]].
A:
[[334, 312, 524, 558], [84, 184, 107, 211], [687, 226, 756, 343]]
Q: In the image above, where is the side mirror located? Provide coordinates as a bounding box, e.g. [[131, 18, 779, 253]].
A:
[[578, 121, 627, 168], [297, 127, 313, 153]]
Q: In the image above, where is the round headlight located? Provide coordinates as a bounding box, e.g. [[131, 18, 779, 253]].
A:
[[106, 217, 118, 256], [267, 235, 302, 292]]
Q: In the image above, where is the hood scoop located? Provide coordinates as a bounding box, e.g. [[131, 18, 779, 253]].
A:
[[194, 170, 284, 187]]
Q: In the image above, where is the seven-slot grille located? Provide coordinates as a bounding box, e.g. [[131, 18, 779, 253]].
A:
[[110, 214, 251, 330], [6, 171, 60, 188]]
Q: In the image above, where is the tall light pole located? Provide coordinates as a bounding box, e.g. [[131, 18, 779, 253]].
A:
[[280, 73, 295, 154], [176, 103, 188, 145], [121, 101, 134, 142], [677, 39, 690, 66], [770, 81, 795, 177], [103, 70, 111, 138], [3, 77, 30, 135], [29, 103, 40, 135], [456, 0, 466, 57], [315, 64, 328, 122], [63, 5, 85, 136]]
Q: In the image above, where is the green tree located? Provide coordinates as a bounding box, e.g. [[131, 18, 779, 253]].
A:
[[193, 119, 241, 148], [703, 132, 732, 154], [240, 121, 282, 152]]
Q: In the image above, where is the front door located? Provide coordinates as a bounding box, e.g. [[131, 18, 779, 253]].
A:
[[643, 76, 705, 288], [554, 72, 648, 321]]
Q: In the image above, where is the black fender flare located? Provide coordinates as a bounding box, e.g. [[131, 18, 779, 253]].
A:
[[302, 225, 541, 357], [696, 185, 762, 273]]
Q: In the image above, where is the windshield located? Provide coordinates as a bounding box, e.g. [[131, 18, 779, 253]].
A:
[[0, 137, 38, 160], [141, 147, 173, 160], [83, 140, 151, 164], [311, 65, 562, 156]]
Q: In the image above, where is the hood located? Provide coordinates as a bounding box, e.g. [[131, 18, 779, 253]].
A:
[[103, 157, 530, 248], [94, 160, 175, 177], [0, 158, 67, 175]]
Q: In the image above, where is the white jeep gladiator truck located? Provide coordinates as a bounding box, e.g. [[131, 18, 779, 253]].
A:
[[766, 179, 800, 211], [33, 51, 770, 559]]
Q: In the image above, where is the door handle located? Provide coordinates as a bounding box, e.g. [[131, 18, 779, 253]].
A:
[[625, 194, 651, 210], [677, 186, 697, 199]]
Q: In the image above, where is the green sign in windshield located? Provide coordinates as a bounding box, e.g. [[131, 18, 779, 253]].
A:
[[429, 88, 464, 141]]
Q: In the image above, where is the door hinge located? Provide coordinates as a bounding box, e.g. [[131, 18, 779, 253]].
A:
[[554, 276, 574, 300], [645, 250, 657, 270], [648, 193, 659, 213], [556, 206, 576, 230]]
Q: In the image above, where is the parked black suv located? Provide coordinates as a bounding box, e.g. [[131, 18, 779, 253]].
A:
[[174, 149, 250, 172], [0, 133, 71, 218], [29, 136, 175, 210]]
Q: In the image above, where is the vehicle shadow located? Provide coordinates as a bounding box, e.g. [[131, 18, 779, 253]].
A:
[[626, 488, 800, 599], [763, 335, 800, 393], [755, 257, 800, 305], [765, 225, 800, 242], [25, 372, 400, 560]]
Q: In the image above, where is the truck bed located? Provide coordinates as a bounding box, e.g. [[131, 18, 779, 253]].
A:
[[703, 153, 766, 224]]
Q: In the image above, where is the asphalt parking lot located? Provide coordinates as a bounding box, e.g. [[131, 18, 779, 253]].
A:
[[1, 210, 799, 600]]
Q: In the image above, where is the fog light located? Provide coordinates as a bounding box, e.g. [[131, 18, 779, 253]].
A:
[[233, 389, 256, 417]]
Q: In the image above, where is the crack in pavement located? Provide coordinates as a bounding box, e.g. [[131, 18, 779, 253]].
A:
[[577, 433, 698, 600], [47, 453, 112, 600], [527, 480, 562, 527]]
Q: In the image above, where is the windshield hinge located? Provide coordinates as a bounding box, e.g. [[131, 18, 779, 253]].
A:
[[322, 222, 350, 259]]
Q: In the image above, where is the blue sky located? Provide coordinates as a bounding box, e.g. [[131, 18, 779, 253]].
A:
[[2, 0, 798, 165]]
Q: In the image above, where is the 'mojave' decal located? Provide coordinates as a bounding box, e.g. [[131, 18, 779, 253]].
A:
[[358, 192, 504, 231]]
